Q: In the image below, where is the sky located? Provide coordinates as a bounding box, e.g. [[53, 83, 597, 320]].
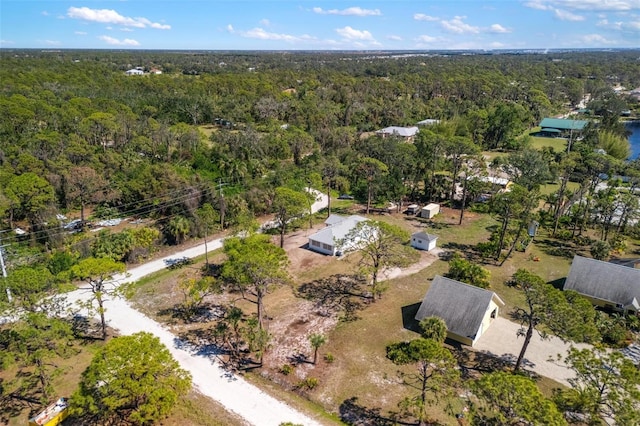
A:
[[1, 1, 639, 50]]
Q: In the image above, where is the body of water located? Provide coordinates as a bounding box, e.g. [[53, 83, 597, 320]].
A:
[[626, 121, 640, 161]]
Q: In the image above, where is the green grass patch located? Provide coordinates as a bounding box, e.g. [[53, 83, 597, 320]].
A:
[[528, 135, 567, 152]]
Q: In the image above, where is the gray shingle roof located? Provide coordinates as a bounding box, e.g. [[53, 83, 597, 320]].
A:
[[325, 214, 346, 226], [415, 276, 504, 340], [411, 232, 438, 242], [564, 255, 640, 309], [308, 215, 367, 246]]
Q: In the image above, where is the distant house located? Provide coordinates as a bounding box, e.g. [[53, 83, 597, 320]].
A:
[[125, 69, 144, 76], [410, 232, 438, 251], [420, 203, 440, 219], [376, 126, 419, 141], [307, 214, 367, 256], [564, 255, 640, 314], [416, 119, 440, 126], [538, 117, 588, 138], [478, 176, 512, 192], [415, 276, 505, 346]]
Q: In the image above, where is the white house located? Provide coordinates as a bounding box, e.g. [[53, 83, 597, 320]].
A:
[[375, 126, 419, 141], [125, 69, 144, 76], [410, 232, 438, 251], [420, 203, 440, 219], [415, 276, 504, 346], [308, 215, 367, 256], [416, 119, 440, 126]]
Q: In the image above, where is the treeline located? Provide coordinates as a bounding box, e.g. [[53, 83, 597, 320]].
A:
[[0, 49, 639, 266]]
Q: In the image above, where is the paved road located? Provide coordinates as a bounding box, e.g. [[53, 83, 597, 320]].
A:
[[65, 190, 329, 426]]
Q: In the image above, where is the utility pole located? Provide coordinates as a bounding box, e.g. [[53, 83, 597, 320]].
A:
[[217, 179, 227, 228], [0, 241, 11, 303]]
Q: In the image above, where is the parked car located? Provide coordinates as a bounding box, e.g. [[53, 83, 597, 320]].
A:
[[338, 194, 354, 200]]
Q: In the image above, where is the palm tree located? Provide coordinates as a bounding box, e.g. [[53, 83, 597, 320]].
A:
[[309, 333, 326, 364], [167, 216, 190, 244]]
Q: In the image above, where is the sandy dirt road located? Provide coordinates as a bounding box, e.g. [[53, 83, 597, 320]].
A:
[[64, 191, 329, 426]]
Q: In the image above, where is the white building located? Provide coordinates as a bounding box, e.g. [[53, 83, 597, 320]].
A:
[[375, 126, 419, 140], [410, 232, 438, 251], [420, 203, 440, 219], [308, 214, 367, 256], [125, 69, 144, 76]]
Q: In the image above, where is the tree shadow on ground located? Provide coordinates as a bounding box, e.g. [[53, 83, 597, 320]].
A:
[[451, 345, 536, 380], [339, 397, 414, 426], [401, 303, 422, 333], [157, 302, 224, 325], [287, 352, 311, 366], [535, 238, 576, 259], [297, 274, 371, 321]]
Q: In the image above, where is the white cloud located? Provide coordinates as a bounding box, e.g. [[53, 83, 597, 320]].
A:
[[581, 33, 616, 43], [121, 28, 134, 32], [0, 39, 15, 45], [387, 35, 403, 41], [259, 19, 270, 27], [489, 24, 511, 33], [41, 11, 49, 16], [524, 0, 640, 12], [75, 31, 87, 35], [336, 26, 374, 40], [98, 35, 140, 46], [440, 16, 480, 34], [554, 8, 585, 21], [415, 35, 438, 43], [67, 7, 170, 30], [244, 28, 297, 41], [414, 13, 439, 21], [313, 7, 381, 16], [44, 40, 61, 46], [230, 26, 315, 43]]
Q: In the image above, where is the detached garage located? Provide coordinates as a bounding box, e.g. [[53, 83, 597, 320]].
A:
[[411, 232, 438, 251]]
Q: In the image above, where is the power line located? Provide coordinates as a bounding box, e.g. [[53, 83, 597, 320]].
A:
[[0, 184, 218, 245]]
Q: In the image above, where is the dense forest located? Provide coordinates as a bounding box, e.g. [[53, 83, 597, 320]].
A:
[[1, 49, 639, 259], [1, 49, 640, 425]]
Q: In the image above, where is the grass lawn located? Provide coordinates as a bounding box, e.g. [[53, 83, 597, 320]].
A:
[[528, 135, 567, 152]]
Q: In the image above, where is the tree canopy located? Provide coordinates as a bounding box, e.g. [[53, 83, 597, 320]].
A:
[[70, 332, 191, 425]]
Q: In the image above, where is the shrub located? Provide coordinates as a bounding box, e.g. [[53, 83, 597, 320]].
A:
[[323, 353, 335, 364], [297, 377, 319, 390], [280, 364, 293, 375]]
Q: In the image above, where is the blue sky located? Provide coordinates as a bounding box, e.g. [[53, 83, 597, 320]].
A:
[[1, 1, 639, 50]]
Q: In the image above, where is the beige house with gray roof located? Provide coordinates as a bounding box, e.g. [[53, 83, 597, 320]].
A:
[[415, 276, 504, 346]]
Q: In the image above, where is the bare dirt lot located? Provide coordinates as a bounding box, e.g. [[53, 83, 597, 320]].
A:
[[260, 220, 442, 382]]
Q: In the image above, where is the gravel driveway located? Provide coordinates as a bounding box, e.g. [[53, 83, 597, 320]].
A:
[[473, 317, 592, 386]]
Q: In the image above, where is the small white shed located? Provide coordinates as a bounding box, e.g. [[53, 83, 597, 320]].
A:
[[420, 203, 440, 219], [411, 232, 438, 251]]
